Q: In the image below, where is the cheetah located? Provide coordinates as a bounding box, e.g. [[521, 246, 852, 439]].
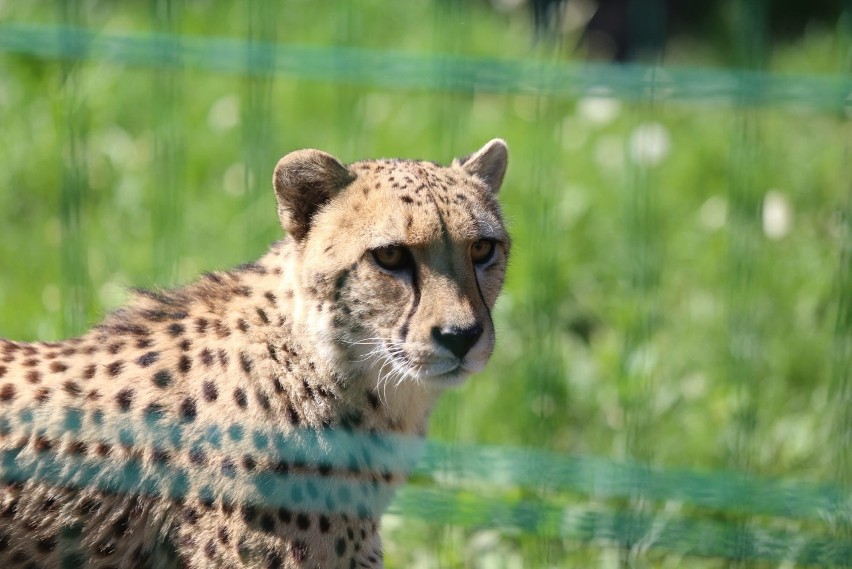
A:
[[0, 139, 510, 568]]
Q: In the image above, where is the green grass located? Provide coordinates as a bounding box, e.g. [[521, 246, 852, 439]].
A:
[[0, 1, 850, 566]]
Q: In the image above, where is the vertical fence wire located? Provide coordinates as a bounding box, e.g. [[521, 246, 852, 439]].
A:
[[531, 100, 567, 567], [617, 71, 665, 569], [428, 2, 475, 565], [519, 36, 573, 565], [57, 0, 91, 338], [332, 0, 366, 160], [150, 0, 184, 286], [613, 5, 671, 563], [829, 180, 852, 552], [724, 114, 763, 566], [724, 2, 769, 565], [828, 3, 852, 557], [55, 4, 90, 554], [242, 0, 278, 256]]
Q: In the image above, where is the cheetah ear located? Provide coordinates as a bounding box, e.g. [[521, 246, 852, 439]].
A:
[[273, 149, 356, 241], [453, 138, 509, 195]]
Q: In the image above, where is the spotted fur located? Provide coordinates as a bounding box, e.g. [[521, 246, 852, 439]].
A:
[[0, 139, 510, 568]]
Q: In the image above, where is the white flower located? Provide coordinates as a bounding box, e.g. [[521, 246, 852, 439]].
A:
[[763, 190, 793, 239], [698, 196, 728, 230], [208, 95, 240, 132], [577, 95, 621, 125], [628, 122, 670, 166]]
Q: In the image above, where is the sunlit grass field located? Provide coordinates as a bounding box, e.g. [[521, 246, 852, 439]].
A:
[[0, 2, 849, 566]]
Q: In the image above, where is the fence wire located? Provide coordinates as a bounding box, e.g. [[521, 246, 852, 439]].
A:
[[0, 23, 849, 112], [0, 2, 850, 567]]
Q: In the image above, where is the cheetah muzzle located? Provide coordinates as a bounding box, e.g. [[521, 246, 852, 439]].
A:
[[0, 139, 510, 568]]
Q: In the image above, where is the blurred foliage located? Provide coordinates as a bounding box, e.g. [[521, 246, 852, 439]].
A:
[[0, 1, 850, 567]]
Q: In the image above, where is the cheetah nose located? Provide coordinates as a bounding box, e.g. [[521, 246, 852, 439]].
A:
[[431, 324, 483, 359]]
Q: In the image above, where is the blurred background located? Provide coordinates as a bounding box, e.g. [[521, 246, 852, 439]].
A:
[[0, 1, 850, 567]]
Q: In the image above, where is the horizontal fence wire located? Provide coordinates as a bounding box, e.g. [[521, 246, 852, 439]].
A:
[[391, 487, 852, 565], [416, 442, 850, 523], [0, 23, 850, 112], [2, 406, 851, 564], [5, 404, 848, 522]]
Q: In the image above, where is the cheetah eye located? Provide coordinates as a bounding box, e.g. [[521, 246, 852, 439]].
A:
[[470, 239, 496, 266], [371, 245, 413, 271]]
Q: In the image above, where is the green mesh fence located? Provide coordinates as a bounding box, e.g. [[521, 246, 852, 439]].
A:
[[0, 1, 850, 567]]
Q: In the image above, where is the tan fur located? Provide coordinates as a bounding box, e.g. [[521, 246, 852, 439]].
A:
[[0, 140, 510, 568]]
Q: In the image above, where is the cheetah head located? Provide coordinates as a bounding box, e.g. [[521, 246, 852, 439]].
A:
[[273, 140, 510, 391]]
